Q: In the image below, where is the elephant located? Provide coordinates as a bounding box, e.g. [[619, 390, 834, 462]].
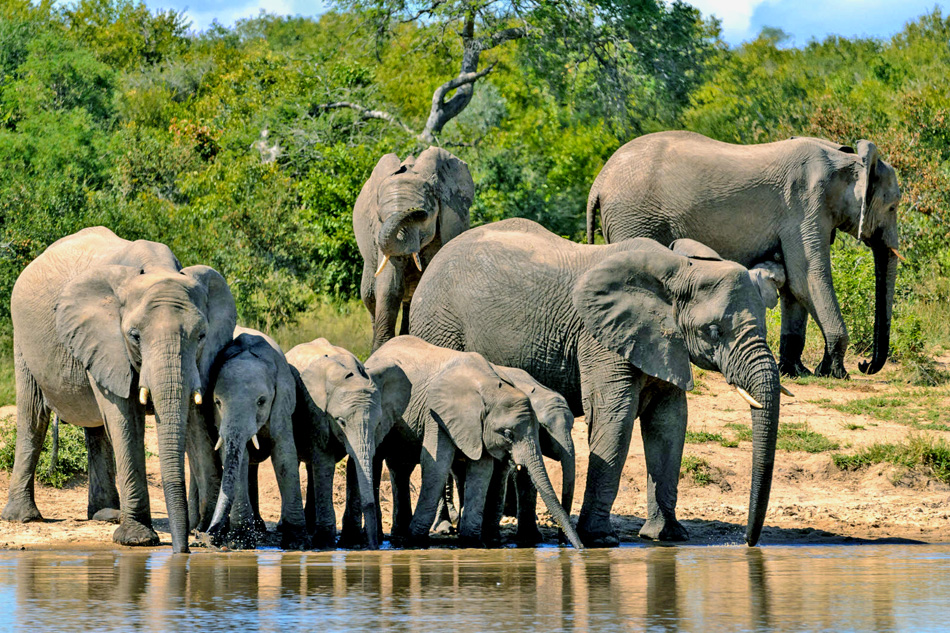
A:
[[409, 218, 785, 547], [586, 130, 902, 379], [353, 147, 474, 352], [285, 338, 394, 550], [363, 335, 583, 549], [203, 327, 320, 550], [2, 226, 235, 553]]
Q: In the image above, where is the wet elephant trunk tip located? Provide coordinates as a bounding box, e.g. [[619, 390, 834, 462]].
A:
[[514, 440, 584, 550], [154, 392, 190, 554], [740, 353, 781, 548], [859, 244, 898, 375]]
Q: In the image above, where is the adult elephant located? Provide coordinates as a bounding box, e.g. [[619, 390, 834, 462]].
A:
[[2, 227, 236, 553], [353, 147, 474, 352], [586, 131, 902, 379], [409, 219, 783, 547]]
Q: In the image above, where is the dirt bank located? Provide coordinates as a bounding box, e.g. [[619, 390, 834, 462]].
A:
[[0, 359, 947, 550]]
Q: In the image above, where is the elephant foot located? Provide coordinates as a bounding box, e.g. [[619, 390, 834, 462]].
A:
[[778, 359, 812, 378], [814, 356, 849, 379], [280, 524, 310, 551], [457, 534, 485, 549], [577, 522, 620, 548], [227, 524, 263, 550], [337, 527, 367, 549], [1, 498, 43, 523], [407, 532, 430, 549], [639, 515, 688, 542], [113, 518, 160, 547], [515, 525, 544, 547], [310, 527, 337, 550], [91, 508, 122, 524]]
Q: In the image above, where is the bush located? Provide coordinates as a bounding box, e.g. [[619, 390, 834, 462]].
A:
[[0, 415, 88, 488], [832, 433, 950, 485]]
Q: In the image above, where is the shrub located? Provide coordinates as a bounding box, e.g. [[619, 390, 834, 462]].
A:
[[0, 415, 87, 488]]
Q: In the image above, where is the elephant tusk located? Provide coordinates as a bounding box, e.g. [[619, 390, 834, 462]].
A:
[[251, 434, 260, 450], [890, 247, 906, 262], [214, 437, 223, 451], [374, 255, 391, 277], [193, 391, 203, 406], [735, 386, 764, 409], [139, 387, 149, 405], [412, 252, 423, 272], [780, 384, 795, 397]]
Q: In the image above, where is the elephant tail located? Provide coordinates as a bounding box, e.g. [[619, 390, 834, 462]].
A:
[[586, 187, 599, 245]]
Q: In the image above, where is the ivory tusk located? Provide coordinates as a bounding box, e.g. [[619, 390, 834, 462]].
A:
[[251, 434, 260, 450], [780, 384, 795, 397], [193, 391, 202, 406], [735, 386, 764, 409], [374, 255, 391, 277], [412, 252, 423, 272], [890, 247, 906, 262], [139, 387, 149, 405], [214, 437, 223, 451]]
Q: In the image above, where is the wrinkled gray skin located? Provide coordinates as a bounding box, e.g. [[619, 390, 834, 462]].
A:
[[2, 227, 235, 553], [365, 336, 583, 549], [587, 131, 901, 379], [204, 328, 319, 550], [409, 219, 783, 547], [354, 147, 473, 352], [286, 338, 388, 550]]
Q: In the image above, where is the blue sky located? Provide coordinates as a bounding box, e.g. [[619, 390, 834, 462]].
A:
[[152, 0, 946, 48]]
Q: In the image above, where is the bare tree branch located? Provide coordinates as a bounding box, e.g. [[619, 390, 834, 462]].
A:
[[313, 102, 417, 136], [398, 0, 447, 23], [478, 26, 528, 51]]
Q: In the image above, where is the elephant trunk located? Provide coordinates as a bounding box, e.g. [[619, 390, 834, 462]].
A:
[[860, 241, 898, 375], [378, 208, 429, 257], [150, 340, 191, 554], [559, 443, 575, 522], [733, 347, 781, 547], [512, 437, 583, 549], [344, 423, 380, 550], [208, 440, 247, 533]]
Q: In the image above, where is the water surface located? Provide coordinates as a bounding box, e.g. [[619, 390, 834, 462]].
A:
[[1, 545, 948, 632]]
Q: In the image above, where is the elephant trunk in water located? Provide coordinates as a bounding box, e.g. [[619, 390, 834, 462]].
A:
[[511, 436, 584, 549], [860, 241, 898, 375], [344, 422, 380, 550], [378, 208, 429, 258], [149, 337, 191, 554], [208, 440, 248, 533], [731, 345, 781, 547]]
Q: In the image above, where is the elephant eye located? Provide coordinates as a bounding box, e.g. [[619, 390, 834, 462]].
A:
[[501, 429, 514, 442], [214, 398, 221, 408], [127, 328, 140, 343], [707, 325, 721, 341], [198, 332, 206, 342], [257, 396, 266, 407]]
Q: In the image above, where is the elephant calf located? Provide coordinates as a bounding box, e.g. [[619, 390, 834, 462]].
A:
[[204, 327, 327, 550], [364, 335, 583, 549]]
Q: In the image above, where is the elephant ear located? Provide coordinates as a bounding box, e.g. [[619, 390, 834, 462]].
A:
[[55, 265, 137, 398], [369, 363, 411, 439], [573, 249, 693, 391], [855, 140, 880, 239], [290, 364, 330, 451], [182, 265, 237, 389], [417, 147, 473, 242], [669, 239, 723, 261], [748, 262, 786, 309], [427, 356, 488, 461]]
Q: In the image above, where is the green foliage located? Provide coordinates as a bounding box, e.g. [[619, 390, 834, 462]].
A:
[[272, 299, 373, 361], [724, 421, 839, 452], [680, 454, 712, 486], [0, 360, 13, 406], [684, 430, 725, 444], [816, 389, 950, 431], [832, 433, 950, 485], [0, 416, 87, 488]]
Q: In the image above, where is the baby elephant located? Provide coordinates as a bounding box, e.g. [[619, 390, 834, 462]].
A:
[[204, 327, 325, 549], [365, 335, 583, 549], [286, 338, 400, 550]]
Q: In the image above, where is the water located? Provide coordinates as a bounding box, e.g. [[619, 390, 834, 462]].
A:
[[0, 545, 948, 632]]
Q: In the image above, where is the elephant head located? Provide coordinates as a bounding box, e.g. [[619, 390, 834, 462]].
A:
[[287, 339, 385, 550], [55, 263, 236, 553], [205, 332, 296, 540], [851, 140, 901, 375], [573, 241, 782, 546], [374, 147, 473, 276], [427, 354, 584, 549], [495, 366, 575, 523]]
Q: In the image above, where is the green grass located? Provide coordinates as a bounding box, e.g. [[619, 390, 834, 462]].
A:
[[680, 455, 712, 486], [685, 430, 725, 444], [0, 359, 13, 407], [843, 423, 866, 431], [832, 434, 950, 485], [0, 415, 87, 488], [272, 299, 373, 361], [817, 389, 950, 431], [724, 421, 839, 453]]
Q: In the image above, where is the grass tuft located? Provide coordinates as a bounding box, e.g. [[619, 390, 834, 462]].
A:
[[724, 421, 839, 453], [832, 434, 950, 485], [685, 430, 725, 444], [818, 390, 950, 431], [680, 455, 712, 486]]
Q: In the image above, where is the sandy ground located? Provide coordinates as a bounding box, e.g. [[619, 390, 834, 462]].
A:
[[0, 359, 948, 551]]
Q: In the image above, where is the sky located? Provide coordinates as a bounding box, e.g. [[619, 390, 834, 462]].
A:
[[151, 0, 947, 48]]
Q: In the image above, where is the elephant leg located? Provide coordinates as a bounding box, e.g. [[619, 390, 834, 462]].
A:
[[399, 301, 411, 336], [577, 342, 641, 547], [515, 467, 543, 546], [188, 471, 199, 531], [89, 383, 158, 547], [408, 425, 455, 545], [637, 387, 689, 542], [247, 462, 267, 534], [309, 448, 337, 549], [373, 453, 384, 542], [339, 457, 366, 548], [1, 354, 49, 523], [388, 462, 413, 544], [305, 463, 316, 534], [185, 409, 219, 532], [431, 479, 454, 535], [480, 459, 510, 547], [271, 436, 307, 550], [778, 291, 812, 378], [372, 259, 406, 351], [360, 260, 377, 330], [84, 426, 121, 523], [458, 456, 494, 547]]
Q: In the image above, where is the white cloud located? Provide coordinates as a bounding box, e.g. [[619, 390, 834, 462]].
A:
[[181, 0, 313, 31], [686, 0, 776, 43]]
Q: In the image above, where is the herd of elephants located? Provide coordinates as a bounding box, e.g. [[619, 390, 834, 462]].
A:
[[1, 130, 902, 553]]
